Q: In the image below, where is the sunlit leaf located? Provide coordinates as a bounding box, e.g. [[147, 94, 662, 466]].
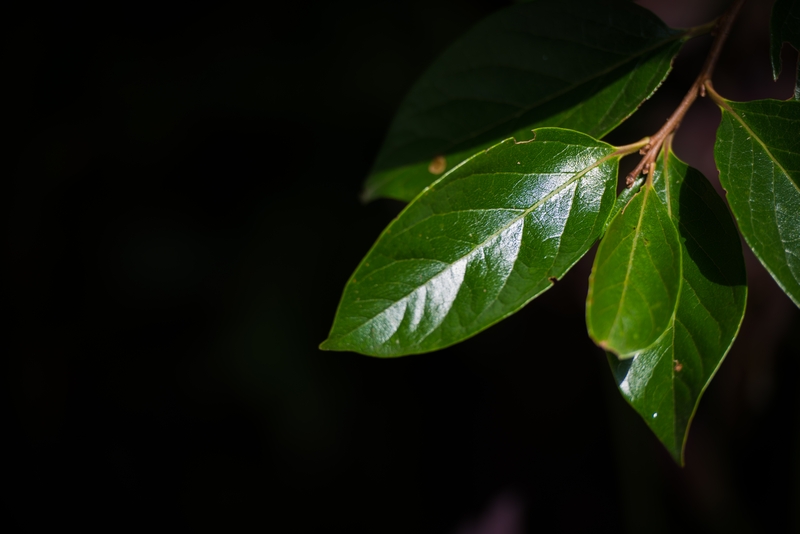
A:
[[608, 149, 747, 464], [362, 0, 686, 202], [322, 129, 622, 356], [586, 182, 681, 358], [714, 97, 800, 306]]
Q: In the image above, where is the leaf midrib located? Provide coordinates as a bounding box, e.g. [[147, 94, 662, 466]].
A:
[[334, 145, 617, 345], [720, 100, 800, 194], [662, 153, 681, 455], [604, 186, 651, 348], [381, 34, 685, 164]]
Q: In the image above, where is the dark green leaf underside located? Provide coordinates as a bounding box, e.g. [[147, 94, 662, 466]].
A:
[[769, 0, 800, 99], [714, 98, 800, 307], [363, 0, 685, 202], [323, 129, 618, 357], [608, 150, 747, 464], [587, 183, 681, 358]]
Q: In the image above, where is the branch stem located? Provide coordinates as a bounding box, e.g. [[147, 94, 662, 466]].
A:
[[626, 0, 745, 187]]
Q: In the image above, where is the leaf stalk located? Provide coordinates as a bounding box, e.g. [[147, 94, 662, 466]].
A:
[[613, 137, 651, 158], [626, 0, 746, 187], [684, 18, 719, 39]]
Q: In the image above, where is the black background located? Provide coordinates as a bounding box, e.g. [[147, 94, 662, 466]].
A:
[[7, 1, 800, 532]]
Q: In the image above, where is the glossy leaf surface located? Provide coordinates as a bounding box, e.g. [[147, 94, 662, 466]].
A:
[[608, 150, 747, 464], [606, 177, 644, 234], [363, 0, 686, 202], [587, 183, 681, 358], [770, 0, 800, 99], [323, 129, 619, 356], [714, 98, 800, 306]]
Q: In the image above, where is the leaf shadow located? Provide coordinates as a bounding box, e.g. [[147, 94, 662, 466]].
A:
[[372, 47, 675, 177], [675, 165, 747, 288]]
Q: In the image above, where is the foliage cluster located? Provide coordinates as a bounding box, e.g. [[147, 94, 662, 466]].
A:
[[322, 0, 800, 463]]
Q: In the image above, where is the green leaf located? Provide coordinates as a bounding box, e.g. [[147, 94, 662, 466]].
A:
[[606, 177, 644, 234], [608, 149, 747, 464], [713, 97, 800, 307], [362, 0, 686, 202], [322, 129, 621, 357], [769, 0, 800, 99], [586, 181, 682, 358]]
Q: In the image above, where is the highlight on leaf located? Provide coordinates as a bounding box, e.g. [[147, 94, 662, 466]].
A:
[[322, 129, 640, 357]]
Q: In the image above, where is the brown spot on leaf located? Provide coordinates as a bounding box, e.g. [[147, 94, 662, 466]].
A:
[[674, 360, 683, 372], [548, 277, 557, 284], [428, 155, 447, 175]]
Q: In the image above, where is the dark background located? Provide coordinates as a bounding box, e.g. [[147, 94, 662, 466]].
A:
[[6, 0, 799, 532]]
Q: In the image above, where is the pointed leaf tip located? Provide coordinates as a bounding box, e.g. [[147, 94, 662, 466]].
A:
[[608, 149, 746, 464], [769, 0, 800, 95]]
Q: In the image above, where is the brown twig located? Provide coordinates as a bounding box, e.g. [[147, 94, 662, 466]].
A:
[[625, 0, 745, 187]]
